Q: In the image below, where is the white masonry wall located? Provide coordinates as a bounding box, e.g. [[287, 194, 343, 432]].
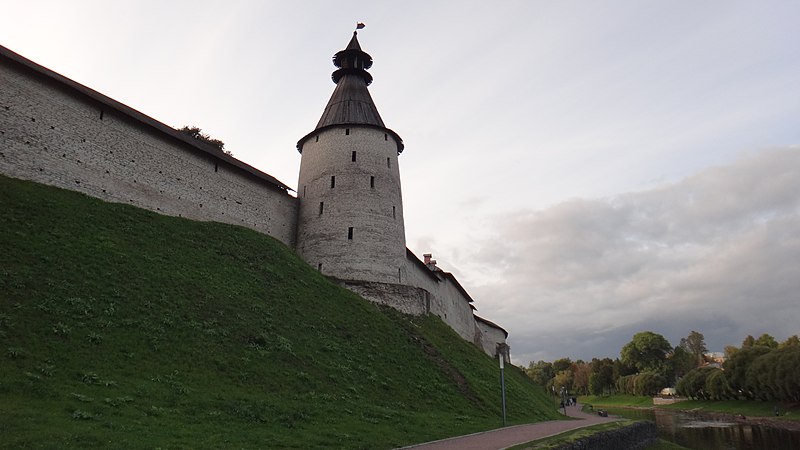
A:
[[402, 255, 482, 345], [476, 320, 508, 359], [296, 125, 406, 283], [0, 57, 298, 247]]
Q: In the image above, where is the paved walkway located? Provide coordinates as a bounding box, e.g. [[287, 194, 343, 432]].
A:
[[398, 404, 619, 450]]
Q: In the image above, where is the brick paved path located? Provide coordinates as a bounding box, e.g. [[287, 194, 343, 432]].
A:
[[398, 403, 619, 450]]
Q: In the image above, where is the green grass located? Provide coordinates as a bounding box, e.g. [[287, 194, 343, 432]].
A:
[[644, 439, 691, 450], [580, 394, 800, 421], [659, 399, 800, 421], [506, 420, 632, 450], [0, 175, 560, 449], [409, 314, 559, 424], [580, 394, 655, 408]]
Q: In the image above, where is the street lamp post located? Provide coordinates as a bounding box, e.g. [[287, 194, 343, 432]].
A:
[[499, 353, 507, 426]]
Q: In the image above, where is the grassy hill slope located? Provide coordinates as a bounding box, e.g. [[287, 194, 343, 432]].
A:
[[0, 175, 558, 449]]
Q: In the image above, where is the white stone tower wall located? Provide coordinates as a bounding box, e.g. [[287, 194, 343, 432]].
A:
[[296, 125, 406, 283]]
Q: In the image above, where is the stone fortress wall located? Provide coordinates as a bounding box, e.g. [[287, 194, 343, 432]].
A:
[[0, 44, 509, 361], [296, 125, 406, 284], [0, 47, 298, 247], [402, 253, 482, 344]]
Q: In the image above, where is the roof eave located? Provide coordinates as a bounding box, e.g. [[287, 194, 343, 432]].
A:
[[297, 124, 404, 154]]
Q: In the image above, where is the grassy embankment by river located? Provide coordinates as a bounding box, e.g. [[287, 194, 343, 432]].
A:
[[581, 394, 800, 421], [505, 420, 688, 450], [0, 175, 560, 449]]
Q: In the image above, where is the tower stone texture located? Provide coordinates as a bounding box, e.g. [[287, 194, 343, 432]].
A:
[[295, 32, 406, 284]]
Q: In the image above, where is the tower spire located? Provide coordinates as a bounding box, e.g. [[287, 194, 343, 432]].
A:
[[332, 31, 373, 85], [294, 31, 407, 285], [298, 32, 403, 152]]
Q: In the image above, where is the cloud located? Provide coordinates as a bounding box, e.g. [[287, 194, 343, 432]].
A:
[[466, 148, 800, 364]]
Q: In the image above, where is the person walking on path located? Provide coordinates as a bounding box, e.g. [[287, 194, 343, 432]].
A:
[[399, 402, 619, 450]]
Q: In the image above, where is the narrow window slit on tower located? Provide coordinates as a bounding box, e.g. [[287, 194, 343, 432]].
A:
[[393, 206, 396, 219], [387, 157, 391, 168], [384, 133, 387, 140], [318, 263, 322, 271], [315, 135, 319, 142], [370, 176, 375, 188], [348, 227, 354, 240], [214, 162, 218, 172], [303, 186, 307, 197], [352, 151, 357, 162], [319, 201, 324, 215], [330, 175, 336, 188], [100, 110, 104, 120], [345, 128, 350, 135]]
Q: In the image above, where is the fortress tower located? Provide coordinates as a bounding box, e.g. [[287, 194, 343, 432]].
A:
[[295, 32, 407, 283], [0, 39, 509, 359]]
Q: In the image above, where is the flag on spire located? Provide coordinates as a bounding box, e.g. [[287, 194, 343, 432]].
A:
[[356, 22, 366, 30]]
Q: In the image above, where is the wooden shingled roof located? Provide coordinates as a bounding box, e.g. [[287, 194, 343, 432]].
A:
[[315, 73, 385, 129], [297, 32, 403, 154]]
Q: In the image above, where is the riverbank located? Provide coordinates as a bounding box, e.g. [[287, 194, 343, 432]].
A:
[[580, 395, 800, 431]]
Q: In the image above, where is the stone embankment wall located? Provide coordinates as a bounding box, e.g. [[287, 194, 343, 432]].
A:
[[0, 48, 298, 247], [400, 253, 511, 355], [553, 421, 658, 450], [342, 255, 509, 358], [337, 279, 430, 316]]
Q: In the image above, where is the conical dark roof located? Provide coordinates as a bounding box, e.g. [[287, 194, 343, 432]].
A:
[[316, 31, 382, 128], [345, 32, 362, 51], [315, 73, 385, 128], [298, 32, 403, 153]]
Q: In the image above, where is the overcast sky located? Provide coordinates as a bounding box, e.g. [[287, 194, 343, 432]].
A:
[[3, 1, 799, 365]]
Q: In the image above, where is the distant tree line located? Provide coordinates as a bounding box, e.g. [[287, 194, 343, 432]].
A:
[[525, 331, 800, 401], [677, 334, 800, 402]]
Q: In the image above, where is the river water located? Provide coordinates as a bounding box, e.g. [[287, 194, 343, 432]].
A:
[[604, 407, 800, 449]]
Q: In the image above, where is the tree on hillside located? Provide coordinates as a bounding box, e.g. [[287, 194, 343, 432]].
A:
[[572, 362, 592, 395], [723, 345, 772, 399], [613, 358, 637, 380], [677, 367, 721, 399], [552, 369, 574, 393], [704, 368, 733, 400], [741, 335, 755, 348], [589, 358, 615, 395], [680, 330, 708, 366], [552, 357, 572, 373], [526, 360, 554, 385], [178, 125, 230, 154], [754, 333, 778, 349], [745, 346, 800, 401], [621, 331, 672, 377], [780, 335, 800, 348], [668, 345, 695, 379]]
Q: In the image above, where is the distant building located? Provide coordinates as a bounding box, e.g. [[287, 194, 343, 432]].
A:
[[703, 352, 726, 368]]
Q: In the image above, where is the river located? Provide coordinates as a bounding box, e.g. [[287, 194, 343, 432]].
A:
[[603, 407, 800, 449]]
